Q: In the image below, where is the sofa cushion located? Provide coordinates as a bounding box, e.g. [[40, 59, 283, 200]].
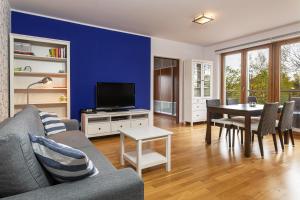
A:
[[48, 131, 116, 174], [48, 131, 91, 149], [29, 134, 99, 183], [14, 105, 46, 137], [0, 133, 52, 198], [0, 106, 53, 197], [39, 111, 67, 136], [79, 146, 116, 175]]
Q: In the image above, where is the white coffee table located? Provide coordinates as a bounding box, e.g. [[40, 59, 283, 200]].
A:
[[119, 126, 173, 177]]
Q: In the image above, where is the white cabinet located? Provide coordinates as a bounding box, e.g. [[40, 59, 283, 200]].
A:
[[131, 118, 149, 128], [183, 60, 213, 126], [81, 109, 150, 138]]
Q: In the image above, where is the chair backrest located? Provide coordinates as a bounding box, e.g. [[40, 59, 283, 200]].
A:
[[226, 98, 239, 105], [248, 96, 257, 103], [290, 97, 300, 112], [278, 101, 295, 131], [257, 102, 279, 136], [206, 99, 223, 119]]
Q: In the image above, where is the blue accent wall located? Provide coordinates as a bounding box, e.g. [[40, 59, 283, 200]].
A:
[[11, 11, 151, 120]]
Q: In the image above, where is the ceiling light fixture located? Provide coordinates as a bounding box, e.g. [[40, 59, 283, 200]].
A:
[[193, 14, 214, 25]]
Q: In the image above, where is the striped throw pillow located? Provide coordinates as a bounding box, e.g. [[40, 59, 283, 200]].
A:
[[29, 134, 99, 183], [39, 111, 66, 135]]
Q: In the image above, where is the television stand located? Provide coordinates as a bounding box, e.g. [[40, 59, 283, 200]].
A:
[[81, 109, 150, 138], [101, 109, 130, 112]]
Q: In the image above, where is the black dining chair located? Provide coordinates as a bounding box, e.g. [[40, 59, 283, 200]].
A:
[[248, 96, 257, 103], [253, 102, 279, 158], [206, 99, 234, 147], [226, 98, 244, 146], [231, 103, 279, 158], [226, 98, 239, 106], [276, 101, 295, 150], [290, 97, 300, 130]]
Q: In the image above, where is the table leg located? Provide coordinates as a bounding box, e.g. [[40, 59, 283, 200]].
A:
[[136, 140, 142, 177], [206, 109, 212, 144], [120, 133, 125, 165], [244, 115, 252, 157], [166, 135, 171, 172]]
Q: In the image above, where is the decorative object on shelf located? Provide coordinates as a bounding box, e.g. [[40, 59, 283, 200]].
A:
[[23, 66, 32, 72], [14, 67, 23, 72], [27, 77, 53, 104], [58, 69, 65, 73], [14, 42, 34, 55], [59, 95, 67, 102]]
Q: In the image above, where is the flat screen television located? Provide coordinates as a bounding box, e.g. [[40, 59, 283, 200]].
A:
[[96, 82, 135, 111]]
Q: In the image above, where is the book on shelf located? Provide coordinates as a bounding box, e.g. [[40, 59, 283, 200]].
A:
[[49, 47, 66, 58], [14, 50, 34, 55]]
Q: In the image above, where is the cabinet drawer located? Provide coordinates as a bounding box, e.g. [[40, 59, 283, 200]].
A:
[[192, 103, 206, 111], [111, 121, 131, 132], [192, 98, 206, 104], [131, 118, 149, 128], [192, 111, 206, 121], [87, 123, 111, 135]]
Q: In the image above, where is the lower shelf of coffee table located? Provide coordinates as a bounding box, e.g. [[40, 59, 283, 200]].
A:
[[123, 149, 167, 169]]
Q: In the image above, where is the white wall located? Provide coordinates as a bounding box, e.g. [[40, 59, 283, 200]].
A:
[[0, 0, 10, 122], [203, 22, 300, 99], [151, 37, 204, 123]]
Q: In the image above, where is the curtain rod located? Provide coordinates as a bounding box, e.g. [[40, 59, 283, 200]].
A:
[[215, 31, 300, 53]]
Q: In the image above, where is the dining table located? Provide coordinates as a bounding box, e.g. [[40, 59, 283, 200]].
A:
[[205, 103, 282, 158]]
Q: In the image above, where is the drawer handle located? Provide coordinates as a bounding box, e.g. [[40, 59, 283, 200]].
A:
[[98, 128, 101, 130], [139, 123, 142, 125], [120, 125, 123, 128]]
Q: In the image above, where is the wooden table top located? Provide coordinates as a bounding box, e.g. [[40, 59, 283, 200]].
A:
[[207, 103, 282, 115]]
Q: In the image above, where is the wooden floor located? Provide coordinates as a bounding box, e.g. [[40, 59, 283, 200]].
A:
[[91, 114, 300, 200]]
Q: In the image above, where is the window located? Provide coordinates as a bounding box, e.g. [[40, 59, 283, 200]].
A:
[[224, 53, 242, 101], [222, 37, 300, 104], [280, 41, 300, 103], [246, 48, 270, 104]]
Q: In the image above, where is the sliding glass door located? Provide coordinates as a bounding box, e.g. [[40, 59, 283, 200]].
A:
[[224, 53, 242, 101], [222, 37, 300, 105], [280, 41, 300, 103], [246, 48, 270, 104]]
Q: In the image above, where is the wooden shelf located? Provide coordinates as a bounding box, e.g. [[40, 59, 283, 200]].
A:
[[15, 102, 67, 107], [14, 71, 67, 77], [10, 34, 70, 119], [14, 54, 67, 62], [15, 88, 67, 92]]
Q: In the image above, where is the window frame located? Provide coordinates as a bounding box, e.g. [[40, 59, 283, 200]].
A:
[[221, 37, 300, 104]]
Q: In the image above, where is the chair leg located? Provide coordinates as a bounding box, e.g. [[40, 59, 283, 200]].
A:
[[289, 129, 295, 146], [219, 127, 223, 139], [284, 130, 289, 145], [272, 133, 278, 153], [278, 130, 284, 151], [226, 129, 229, 136], [257, 135, 264, 158], [241, 129, 244, 145], [232, 128, 235, 148], [228, 129, 231, 148]]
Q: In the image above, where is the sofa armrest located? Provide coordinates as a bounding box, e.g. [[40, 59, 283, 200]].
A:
[[3, 168, 144, 200], [62, 119, 79, 131]]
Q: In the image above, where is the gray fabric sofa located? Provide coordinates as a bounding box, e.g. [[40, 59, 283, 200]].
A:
[[0, 106, 144, 200]]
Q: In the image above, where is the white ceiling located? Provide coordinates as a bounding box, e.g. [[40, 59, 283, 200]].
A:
[[9, 0, 300, 46]]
